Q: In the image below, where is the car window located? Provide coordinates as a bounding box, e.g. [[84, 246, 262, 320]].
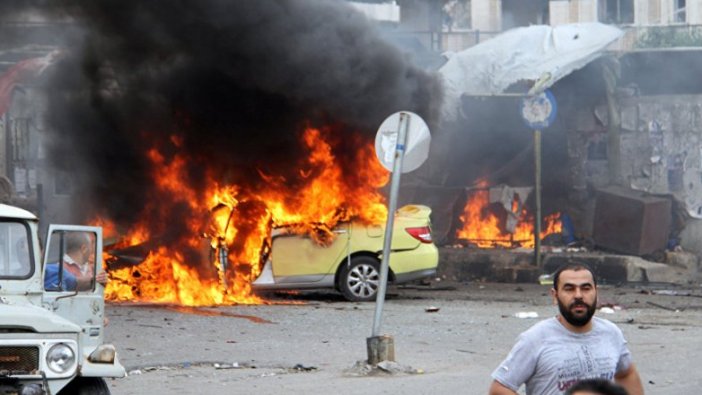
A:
[[44, 230, 98, 292], [0, 221, 33, 279]]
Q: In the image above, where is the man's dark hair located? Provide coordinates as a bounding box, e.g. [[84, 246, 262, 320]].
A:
[[565, 378, 628, 395], [553, 262, 596, 290]]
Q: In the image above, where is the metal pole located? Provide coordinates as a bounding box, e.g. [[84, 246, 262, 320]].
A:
[[37, 183, 44, 236], [371, 113, 409, 337], [534, 129, 542, 267]]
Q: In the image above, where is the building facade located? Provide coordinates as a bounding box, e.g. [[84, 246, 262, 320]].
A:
[[431, 0, 702, 51], [447, 0, 701, 31]]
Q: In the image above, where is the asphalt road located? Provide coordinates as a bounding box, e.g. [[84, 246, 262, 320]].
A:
[[104, 281, 702, 394]]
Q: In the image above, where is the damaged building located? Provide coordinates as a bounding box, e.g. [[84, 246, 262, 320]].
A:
[[595, 48, 702, 257], [387, 0, 702, 282], [0, 9, 79, 234]]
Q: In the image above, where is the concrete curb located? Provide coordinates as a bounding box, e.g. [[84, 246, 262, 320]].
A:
[[437, 247, 699, 285]]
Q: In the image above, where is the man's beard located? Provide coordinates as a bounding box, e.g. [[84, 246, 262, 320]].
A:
[[558, 297, 597, 327]]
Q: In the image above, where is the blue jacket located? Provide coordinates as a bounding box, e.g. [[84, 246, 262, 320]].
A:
[[44, 263, 78, 291]]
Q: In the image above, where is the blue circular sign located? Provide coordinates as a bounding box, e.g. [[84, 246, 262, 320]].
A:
[[520, 89, 557, 130]]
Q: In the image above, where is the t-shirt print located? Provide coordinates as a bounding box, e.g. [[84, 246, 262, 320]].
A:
[[552, 344, 617, 391]]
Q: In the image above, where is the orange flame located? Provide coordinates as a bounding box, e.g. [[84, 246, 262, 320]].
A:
[[103, 126, 389, 306], [456, 181, 561, 248]]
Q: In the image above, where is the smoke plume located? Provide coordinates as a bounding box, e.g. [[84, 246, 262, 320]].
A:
[[42, 0, 443, 229]]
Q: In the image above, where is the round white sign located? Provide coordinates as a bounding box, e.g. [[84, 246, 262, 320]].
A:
[[374, 111, 431, 173]]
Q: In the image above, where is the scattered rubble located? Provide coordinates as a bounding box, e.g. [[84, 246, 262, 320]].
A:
[[291, 363, 317, 372], [343, 360, 424, 377], [214, 362, 241, 370]]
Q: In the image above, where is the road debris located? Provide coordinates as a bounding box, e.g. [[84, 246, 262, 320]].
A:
[[291, 363, 317, 372], [599, 307, 615, 314], [652, 290, 690, 296], [650, 290, 702, 298], [646, 301, 681, 312], [514, 311, 538, 319], [425, 306, 440, 313], [143, 366, 172, 372], [214, 362, 241, 369]]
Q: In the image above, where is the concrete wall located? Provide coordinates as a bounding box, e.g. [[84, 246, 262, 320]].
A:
[[472, 0, 501, 31], [577, 0, 598, 22], [689, 0, 702, 24], [660, 0, 674, 25], [617, 95, 702, 256], [618, 95, 702, 213], [550, 1, 571, 25], [550, 0, 598, 25], [566, 93, 702, 257], [565, 105, 609, 237], [681, 219, 702, 254], [635, 0, 656, 24]]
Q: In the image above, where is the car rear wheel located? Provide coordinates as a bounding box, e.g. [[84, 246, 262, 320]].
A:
[[339, 256, 380, 302]]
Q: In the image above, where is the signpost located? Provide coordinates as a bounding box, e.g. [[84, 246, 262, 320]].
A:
[[520, 90, 557, 268], [368, 111, 430, 365]]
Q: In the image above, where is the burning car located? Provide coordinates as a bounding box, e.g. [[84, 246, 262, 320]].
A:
[[0, 204, 125, 394], [252, 204, 439, 302]]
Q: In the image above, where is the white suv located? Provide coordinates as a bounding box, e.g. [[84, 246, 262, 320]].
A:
[[0, 204, 125, 394]]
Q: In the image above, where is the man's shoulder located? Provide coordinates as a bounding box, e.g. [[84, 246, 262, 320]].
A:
[[593, 316, 624, 335], [44, 262, 59, 272], [43, 263, 76, 278], [520, 317, 562, 340]]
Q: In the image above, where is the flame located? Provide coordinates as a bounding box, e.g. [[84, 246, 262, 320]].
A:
[[456, 181, 562, 248], [103, 125, 389, 306]]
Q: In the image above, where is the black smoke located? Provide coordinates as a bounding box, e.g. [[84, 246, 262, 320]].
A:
[[40, 0, 442, 227]]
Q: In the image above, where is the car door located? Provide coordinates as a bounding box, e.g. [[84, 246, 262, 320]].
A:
[[270, 223, 350, 283], [42, 225, 105, 349]]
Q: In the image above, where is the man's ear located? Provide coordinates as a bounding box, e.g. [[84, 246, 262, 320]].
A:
[[550, 288, 557, 305]]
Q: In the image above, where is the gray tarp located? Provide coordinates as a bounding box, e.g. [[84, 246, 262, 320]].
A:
[[439, 23, 624, 122]]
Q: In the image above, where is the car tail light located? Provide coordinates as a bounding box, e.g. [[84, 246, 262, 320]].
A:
[[405, 226, 433, 243]]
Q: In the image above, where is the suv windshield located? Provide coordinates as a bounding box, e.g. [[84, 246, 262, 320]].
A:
[[0, 221, 33, 279]]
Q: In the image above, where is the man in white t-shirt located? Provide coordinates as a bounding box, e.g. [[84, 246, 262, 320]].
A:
[[488, 263, 644, 395]]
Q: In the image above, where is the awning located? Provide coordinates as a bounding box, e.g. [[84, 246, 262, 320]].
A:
[[439, 23, 624, 122]]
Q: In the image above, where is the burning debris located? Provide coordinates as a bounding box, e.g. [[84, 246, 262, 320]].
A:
[[33, 1, 443, 305], [455, 180, 562, 249]]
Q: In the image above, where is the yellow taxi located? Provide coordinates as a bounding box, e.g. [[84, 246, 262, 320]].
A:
[[252, 205, 439, 301]]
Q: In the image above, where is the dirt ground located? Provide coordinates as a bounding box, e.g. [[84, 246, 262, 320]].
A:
[[103, 281, 702, 394]]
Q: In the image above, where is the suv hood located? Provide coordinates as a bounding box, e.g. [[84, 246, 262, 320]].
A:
[[0, 303, 81, 333]]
